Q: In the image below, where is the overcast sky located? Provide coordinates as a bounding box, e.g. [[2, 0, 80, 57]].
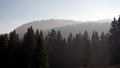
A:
[[0, 0, 120, 34]]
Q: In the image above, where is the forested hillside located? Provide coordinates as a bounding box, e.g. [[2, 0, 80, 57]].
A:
[[1, 17, 120, 68], [15, 19, 111, 38]]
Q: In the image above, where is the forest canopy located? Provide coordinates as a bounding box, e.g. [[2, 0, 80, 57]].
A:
[[0, 16, 120, 68]]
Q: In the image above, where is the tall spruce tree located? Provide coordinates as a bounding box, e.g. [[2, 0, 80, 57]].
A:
[[31, 30, 49, 68], [47, 29, 57, 52], [8, 30, 19, 68], [82, 31, 90, 67], [22, 26, 35, 68], [0, 34, 8, 67], [100, 32, 109, 67], [90, 31, 100, 67], [0, 34, 8, 49], [72, 33, 82, 66], [39, 30, 49, 68], [67, 33, 73, 47], [109, 16, 120, 64]]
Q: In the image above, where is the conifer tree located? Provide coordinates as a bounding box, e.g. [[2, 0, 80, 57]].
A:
[[8, 30, 19, 68], [31, 30, 49, 68], [90, 31, 100, 66], [82, 31, 90, 67], [47, 29, 57, 52], [109, 16, 120, 64], [0, 34, 8, 67], [100, 32, 109, 66], [22, 26, 35, 68], [67, 33, 73, 47]]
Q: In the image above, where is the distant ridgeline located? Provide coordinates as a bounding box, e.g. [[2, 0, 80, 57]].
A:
[[15, 19, 111, 38]]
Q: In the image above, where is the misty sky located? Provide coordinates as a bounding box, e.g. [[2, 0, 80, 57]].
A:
[[0, 0, 120, 34]]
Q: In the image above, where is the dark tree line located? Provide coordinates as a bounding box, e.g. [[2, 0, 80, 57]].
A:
[[0, 27, 49, 68], [46, 29, 109, 68], [0, 26, 112, 68], [0, 16, 120, 68]]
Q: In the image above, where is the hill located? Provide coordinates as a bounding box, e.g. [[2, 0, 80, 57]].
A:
[[15, 19, 111, 38]]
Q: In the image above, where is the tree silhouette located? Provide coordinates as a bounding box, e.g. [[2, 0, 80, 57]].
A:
[[22, 26, 35, 68], [109, 16, 120, 64], [8, 30, 19, 68]]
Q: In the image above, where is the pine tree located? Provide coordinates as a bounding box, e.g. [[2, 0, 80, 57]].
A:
[[0, 34, 8, 49], [56, 31, 62, 46], [22, 26, 35, 68], [100, 32, 109, 66], [8, 30, 19, 68], [56, 31, 63, 51], [109, 16, 120, 64], [31, 30, 49, 68], [0, 34, 8, 67], [90, 31, 100, 67], [67, 33, 73, 47], [35, 29, 39, 40], [39, 30, 49, 68], [47, 29, 57, 52], [82, 31, 90, 67], [73, 33, 82, 50]]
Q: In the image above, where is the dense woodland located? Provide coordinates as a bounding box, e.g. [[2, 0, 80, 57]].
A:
[[0, 17, 120, 68]]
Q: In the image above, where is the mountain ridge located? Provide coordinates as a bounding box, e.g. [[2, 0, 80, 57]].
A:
[[15, 19, 111, 38]]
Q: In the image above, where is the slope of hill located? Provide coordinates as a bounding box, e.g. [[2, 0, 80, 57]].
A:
[[15, 19, 111, 38], [15, 19, 79, 38], [54, 21, 111, 38]]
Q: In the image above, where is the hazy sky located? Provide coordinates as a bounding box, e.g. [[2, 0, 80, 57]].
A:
[[0, 0, 120, 34]]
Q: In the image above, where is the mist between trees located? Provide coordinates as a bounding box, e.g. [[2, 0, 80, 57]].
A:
[[0, 16, 120, 68]]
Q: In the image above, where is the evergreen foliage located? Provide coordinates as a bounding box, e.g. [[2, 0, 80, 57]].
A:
[[0, 18, 117, 68], [109, 16, 120, 65]]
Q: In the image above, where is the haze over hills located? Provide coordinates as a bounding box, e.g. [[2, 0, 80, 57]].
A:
[[15, 19, 79, 37], [15, 19, 111, 38]]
